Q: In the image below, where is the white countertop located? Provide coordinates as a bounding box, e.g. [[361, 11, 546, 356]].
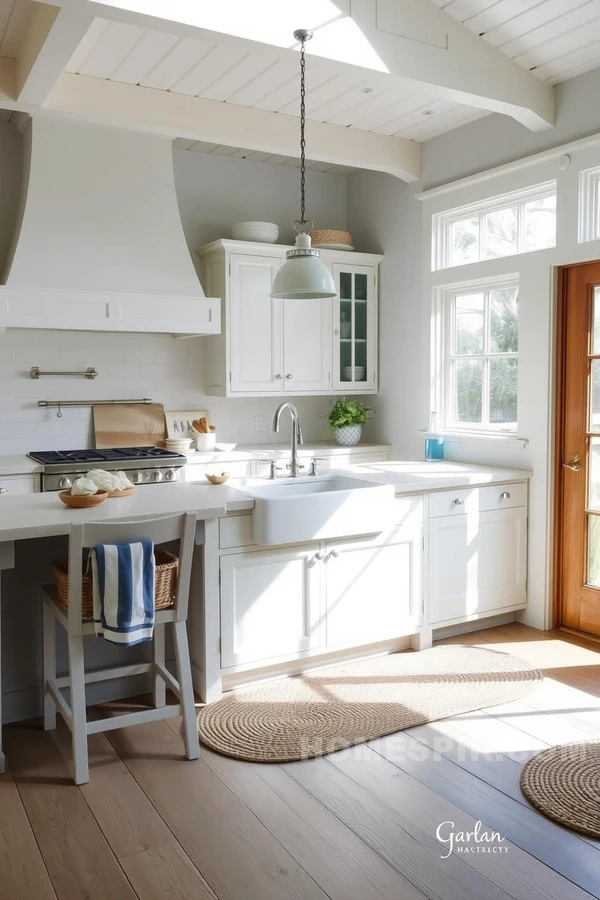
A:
[[0, 460, 531, 543], [0, 455, 43, 476]]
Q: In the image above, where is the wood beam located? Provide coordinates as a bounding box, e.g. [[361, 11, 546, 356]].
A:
[[42, 73, 421, 181], [38, 0, 554, 131], [17, 3, 95, 105], [0, 57, 16, 103]]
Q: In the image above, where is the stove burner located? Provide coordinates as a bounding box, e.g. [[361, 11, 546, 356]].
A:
[[28, 446, 185, 465]]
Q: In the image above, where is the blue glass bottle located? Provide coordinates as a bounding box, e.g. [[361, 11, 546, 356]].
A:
[[425, 412, 444, 461]]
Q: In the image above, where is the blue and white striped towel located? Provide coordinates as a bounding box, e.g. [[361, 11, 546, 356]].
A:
[[90, 540, 156, 645]]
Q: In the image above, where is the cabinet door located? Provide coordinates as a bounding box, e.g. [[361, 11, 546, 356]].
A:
[[324, 527, 421, 648], [283, 297, 331, 392], [428, 507, 527, 626], [229, 254, 282, 393], [220, 546, 321, 668], [332, 264, 377, 392]]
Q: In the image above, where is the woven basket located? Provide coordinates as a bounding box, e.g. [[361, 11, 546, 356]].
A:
[[51, 549, 178, 619], [310, 229, 353, 246]]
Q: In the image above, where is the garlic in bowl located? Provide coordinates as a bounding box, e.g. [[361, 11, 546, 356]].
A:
[[205, 472, 230, 485]]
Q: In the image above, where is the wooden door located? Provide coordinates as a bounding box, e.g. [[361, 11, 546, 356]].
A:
[[219, 546, 321, 668], [229, 254, 282, 393], [282, 296, 331, 392], [557, 261, 600, 637]]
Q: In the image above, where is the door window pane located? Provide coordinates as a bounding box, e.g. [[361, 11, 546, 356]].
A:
[[455, 294, 484, 355], [489, 289, 519, 353], [355, 273, 367, 301], [450, 217, 479, 266], [593, 287, 600, 354], [589, 437, 600, 510], [588, 515, 600, 587], [339, 272, 352, 300], [489, 358, 518, 425], [485, 207, 517, 259], [524, 195, 556, 251], [590, 360, 600, 431], [455, 359, 483, 423]]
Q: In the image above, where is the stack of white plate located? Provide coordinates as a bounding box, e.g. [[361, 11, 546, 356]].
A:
[[165, 437, 194, 454], [343, 366, 366, 381], [231, 221, 279, 243]]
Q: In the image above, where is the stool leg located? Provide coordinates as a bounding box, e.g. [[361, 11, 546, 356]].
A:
[[68, 635, 89, 785], [152, 623, 166, 708], [173, 620, 199, 760], [42, 603, 56, 731]]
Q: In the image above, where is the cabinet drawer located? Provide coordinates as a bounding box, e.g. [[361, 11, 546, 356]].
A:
[[0, 474, 39, 494], [429, 482, 527, 518], [219, 514, 254, 550]]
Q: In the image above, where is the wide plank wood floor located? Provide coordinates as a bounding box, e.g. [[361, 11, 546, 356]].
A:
[[3, 623, 600, 900]]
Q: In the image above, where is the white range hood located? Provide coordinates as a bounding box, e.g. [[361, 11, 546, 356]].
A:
[[0, 117, 220, 336]]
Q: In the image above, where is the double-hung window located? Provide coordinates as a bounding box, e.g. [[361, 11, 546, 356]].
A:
[[437, 277, 519, 435]]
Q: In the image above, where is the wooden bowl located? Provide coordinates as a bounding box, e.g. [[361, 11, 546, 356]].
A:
[[205, 473, 230, 485], [107, 487, 136, 499], [59, 490, 109, 508]]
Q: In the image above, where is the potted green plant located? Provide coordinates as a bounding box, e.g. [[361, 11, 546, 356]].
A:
[[327, 398, 372, 446]]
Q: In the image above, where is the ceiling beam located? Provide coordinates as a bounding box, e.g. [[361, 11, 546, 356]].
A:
[[38, 0, 554, 131], [38, 73, 420, 181], [16, 3, 95, 105]]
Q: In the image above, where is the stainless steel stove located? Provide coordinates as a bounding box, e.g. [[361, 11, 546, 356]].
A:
[[28, 447, 187, 492]]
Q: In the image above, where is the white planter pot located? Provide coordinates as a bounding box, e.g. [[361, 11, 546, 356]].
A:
[[334, 425, 362, 446]]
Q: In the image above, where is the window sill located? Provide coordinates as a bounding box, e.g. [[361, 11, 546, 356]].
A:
[[420, 430, 529, 448]]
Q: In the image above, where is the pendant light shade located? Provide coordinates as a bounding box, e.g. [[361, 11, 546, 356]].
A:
[[271, 233, 337, 300], [270, 29, 337, 301]]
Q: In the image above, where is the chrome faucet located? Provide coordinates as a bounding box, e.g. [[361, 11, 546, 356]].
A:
[[272, 402, 304, 477]]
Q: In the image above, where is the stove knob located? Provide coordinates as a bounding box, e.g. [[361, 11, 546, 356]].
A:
[[164, 468, 177, 482], [58, 477, 72, 490], [131, 471, 144, 485], [150, 470, 163, 483]]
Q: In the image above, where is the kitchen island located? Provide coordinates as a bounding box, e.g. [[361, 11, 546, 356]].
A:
[[0, 459, 532, 767]]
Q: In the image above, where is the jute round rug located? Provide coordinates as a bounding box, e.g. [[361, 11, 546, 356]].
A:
[[520, 741, 600, 838], [198, 645, 542, 762]]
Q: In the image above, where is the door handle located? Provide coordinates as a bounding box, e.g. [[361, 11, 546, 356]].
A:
[[562, 453, 581, 472]]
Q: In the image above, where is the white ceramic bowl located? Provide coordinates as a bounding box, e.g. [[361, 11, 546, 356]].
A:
[[165, 438, 193, 451], [232, 221, 279, 243], [215, 442, 237, 452]]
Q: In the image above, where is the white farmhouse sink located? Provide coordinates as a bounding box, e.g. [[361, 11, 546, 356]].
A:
[[241, 474, 395, 545]]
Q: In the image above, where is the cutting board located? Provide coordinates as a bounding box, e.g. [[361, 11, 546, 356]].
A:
[[93, 403, 166, 448]]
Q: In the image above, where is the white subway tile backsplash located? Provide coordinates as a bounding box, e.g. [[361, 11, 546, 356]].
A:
[[0, 330, 334, 455]]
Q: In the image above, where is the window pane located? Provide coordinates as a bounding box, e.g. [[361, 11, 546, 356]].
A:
[[485, 206, 517, 259], [450, 217, 479, 266], [524, 194, 556, 251], [591, 359, 600, 431], [589, 437, 600, 511], [588, 515, 600, 587], [489, 358, 518, 425], [593, 287, 600, 354], [455, 359, 483, 423], [355, 273, 367, 301], [455, 293, 484, 355], [489, 288, 519, 353], [339, 272, 351, 300]]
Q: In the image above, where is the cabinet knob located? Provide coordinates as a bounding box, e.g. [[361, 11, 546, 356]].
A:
[[286, 374, 293, 379], [500, 491, 511, 500], [0, 488, 6, 494], [453, 498, 464, 505], [334, 329, 339, 336], [275, 374, 282, 379]]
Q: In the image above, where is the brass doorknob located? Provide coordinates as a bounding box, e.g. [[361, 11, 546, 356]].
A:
[[563, 453, 581, 472]]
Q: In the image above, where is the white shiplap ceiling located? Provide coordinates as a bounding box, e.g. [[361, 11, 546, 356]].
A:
[[432, 0, 600, 85], [63, 18, 488, 143], [172, 138, 355, 174]]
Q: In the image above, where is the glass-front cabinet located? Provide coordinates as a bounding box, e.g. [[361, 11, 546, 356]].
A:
[[332, 263, 377, 393]]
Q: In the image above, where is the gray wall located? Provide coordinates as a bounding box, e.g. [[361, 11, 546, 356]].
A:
[[348, 65, 600, 459]]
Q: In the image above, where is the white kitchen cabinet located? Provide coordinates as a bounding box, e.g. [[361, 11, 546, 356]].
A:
[[332, 263, 377, 393], [428, 505, 527, 626], [198, 239, 381, 397], [220, 545, 321, 668], [324, 527, 422, 648], [0, 474, 39, 494]]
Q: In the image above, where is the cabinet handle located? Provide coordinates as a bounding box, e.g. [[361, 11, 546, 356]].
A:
[[314, 552, 325, 561], [286, 374, 293, 379], [500, 491, 511, 500], [0, 488, 6, 494], [325, 549, 340, 561], [334, 329, 339, 336], [275, 374, 282, 380], [453, 498, 464, 505]]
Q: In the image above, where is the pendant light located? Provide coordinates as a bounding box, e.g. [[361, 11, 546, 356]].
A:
[[270, 29, 337, 300]]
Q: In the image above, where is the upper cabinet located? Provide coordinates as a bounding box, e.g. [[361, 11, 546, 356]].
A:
[[198, 240, 381, 397]]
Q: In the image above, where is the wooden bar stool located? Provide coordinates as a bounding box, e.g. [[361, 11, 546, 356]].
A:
[[41, 511, 200, 785]]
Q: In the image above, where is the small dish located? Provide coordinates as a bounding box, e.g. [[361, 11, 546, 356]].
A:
[[107, 487, 136, 499], [215, 442, 237, 452], [59, 490, 108, 508], [205, 472, 230, 485]]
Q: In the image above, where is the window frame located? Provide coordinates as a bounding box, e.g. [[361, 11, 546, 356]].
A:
[[578, 165, 600, 243], [432, 180, 557, 271], [432, 274, 520, 438]]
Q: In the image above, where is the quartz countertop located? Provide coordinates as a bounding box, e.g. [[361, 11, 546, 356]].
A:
[[345, 460, 532, 493], [0, 455, 43, 476], [184, 442, 391, 464]]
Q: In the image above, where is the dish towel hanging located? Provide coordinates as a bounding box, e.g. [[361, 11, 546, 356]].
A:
[[90, 539, 155, 645]]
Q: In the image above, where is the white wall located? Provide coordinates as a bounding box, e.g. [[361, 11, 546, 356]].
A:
[[347, 65, 600, 631], [0, 131, 348, 455]]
